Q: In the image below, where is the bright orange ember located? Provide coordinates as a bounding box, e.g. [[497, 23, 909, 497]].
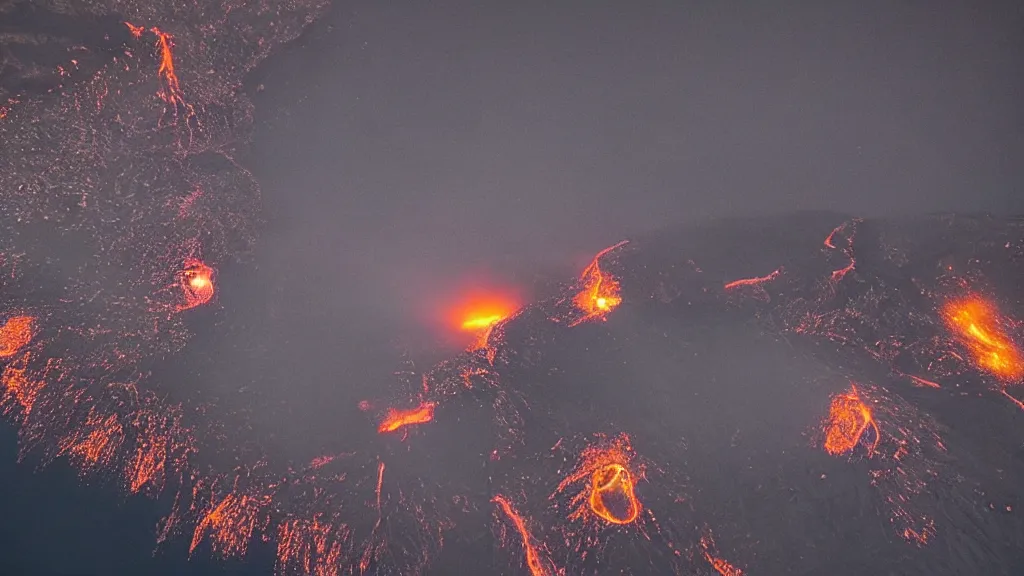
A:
[[0, 315, 34, 357], [942, 297, 1023, 382], [823, 384, 879, 456], [377, 402, 435, 434], [570, 240, 628, 326], [555, 433, 643, 526], [179, 259, 215, 310]]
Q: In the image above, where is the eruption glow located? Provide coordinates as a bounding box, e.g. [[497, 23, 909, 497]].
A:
[[442, 288, 520, 353], [942, 296, 1023, 382], [378, 402, 436, 434]]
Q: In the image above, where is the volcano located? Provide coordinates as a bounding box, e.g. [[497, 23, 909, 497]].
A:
[[412, 211, 1024, 575], [2, 0, 1023, 574]]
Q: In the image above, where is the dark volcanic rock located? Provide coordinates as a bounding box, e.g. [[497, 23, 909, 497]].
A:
[[424, 212, 1024, 575]]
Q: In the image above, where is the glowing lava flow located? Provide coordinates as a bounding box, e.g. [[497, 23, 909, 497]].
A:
[[942, 297, 1023, 382], [150, 28, 185, 106], [377, 402, 435, 434], [830, 259, 855, 282], [587, 462, 641, 524], [126, 23, 186, 107], [0, 315, 34, 357], [492, 494, 555, 576], [723, 268, 781, 290], [570, 241, 628, 327], [823, 384, 880, 457], [554, 433, 643, 526], [179, 259, 215, 310]]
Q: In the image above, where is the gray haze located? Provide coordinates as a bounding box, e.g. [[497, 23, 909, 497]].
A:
[[249, 0, 1022, 330]]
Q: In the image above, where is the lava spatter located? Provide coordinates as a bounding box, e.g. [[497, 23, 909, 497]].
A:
[[275, 512, 347, 576], [125, 400, 192, 496], [0, 353, 46, 420], [190, 487, 273, 559], [0, 315, 34, 357], [58, 408, 125, 474]]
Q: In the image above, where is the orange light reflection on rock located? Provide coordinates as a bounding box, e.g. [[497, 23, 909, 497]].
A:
[[492, 494, 555, 576], [125, 403, 188, 495], [0, 315, 34, 357], [942, 297, 1023, 382], [570, 241, 628, 327], [823, 384, 880, 456], [377, 402, 435, 434], [59, 410, 124, 472]]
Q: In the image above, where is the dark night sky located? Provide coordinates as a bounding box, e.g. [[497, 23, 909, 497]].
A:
[[3, 0, 1023, 574]]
